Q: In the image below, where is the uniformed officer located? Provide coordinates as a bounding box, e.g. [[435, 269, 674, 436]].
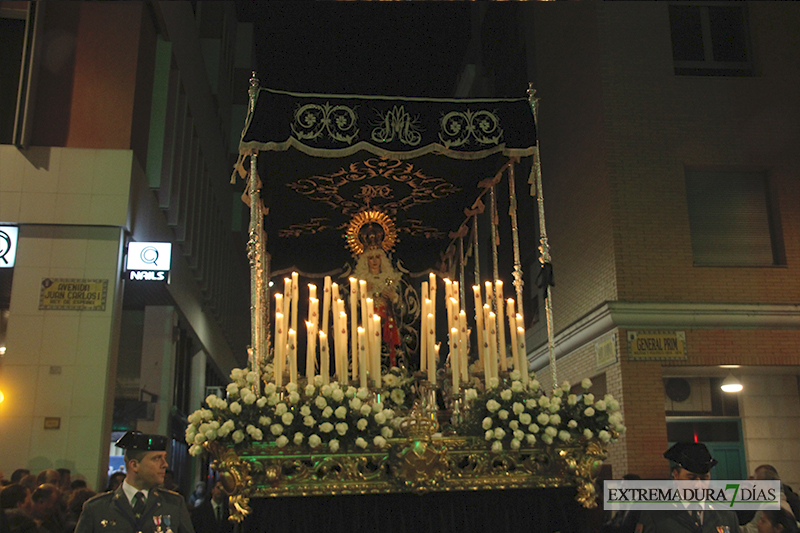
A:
[[75, 432, 194, 533], [637, 442, 741, 533]]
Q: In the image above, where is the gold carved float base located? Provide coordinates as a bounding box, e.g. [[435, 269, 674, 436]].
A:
[[208, 436, 607, 521]]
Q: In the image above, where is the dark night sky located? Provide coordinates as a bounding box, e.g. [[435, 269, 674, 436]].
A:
[[236, 2, 473, 97]]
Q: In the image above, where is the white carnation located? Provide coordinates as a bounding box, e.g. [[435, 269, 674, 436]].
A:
[[482, 417, 493, 430], [293, 432, 304, 445], [329, 439, 340, 452], [355, 437, 367, 449], [500, 389, 513, 401], [281, 412, 294, 425], [270, 424, 284, 436], [319, 422, 334, 433], [308, 434, 322, 448], [373, 436, 387, 448], [519, 413, 532, 425], [275, 435, 289, 447], [491, 440, 503, 453], [232, 430, 245, 444]]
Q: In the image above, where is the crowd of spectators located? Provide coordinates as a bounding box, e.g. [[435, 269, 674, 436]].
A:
[[1, 468, 226, 533]]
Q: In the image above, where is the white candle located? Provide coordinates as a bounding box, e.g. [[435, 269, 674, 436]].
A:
[[450, 327, 460, 391], [283, 277, 292, 305], [372, 314, 382, 388], [339, 310, 348, 384], [472, 285, 485, 366], [306, 321, 317, 381], [452, 281, 460, 309], [484, 280, 494, 312], [429, 273, 437, 345], [359, 279, 370, 366], [420, 282, 429, 375], [495, 280, 507, 372], [482, 328, 491, 382], [507, 298, 519, 372], [332, 282, 340, 304], [309, 283, 317, 301], [319, 330, 329, 384], [274, 311, 284, 388], [431, 342, 439, 386], [291, 272, 299, 336], [518, 326, 529, 385], [349, 278, 359, 380], [488, 310, 498, 383], [288, 328, 297, 385], [458, 310, 469, 381], [448, 296, 458, 335], [322, 276, 332, 336], [444, 278, 452, 301], [358, 327, 367, 389], [428, 313, 436, 383], [516, 313, 527, 383], [309, 297, 319, 333]]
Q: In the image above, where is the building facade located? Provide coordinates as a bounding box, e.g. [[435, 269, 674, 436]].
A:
[[459, 2, 800, 487], [0, 1, 252, 491]]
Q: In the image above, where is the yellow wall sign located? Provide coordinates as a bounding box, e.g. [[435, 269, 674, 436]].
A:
[[628, 330, 687, 360], [39, 278, 108, 311]]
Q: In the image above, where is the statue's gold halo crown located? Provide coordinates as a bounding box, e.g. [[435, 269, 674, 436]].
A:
[[345, 210, 397, 256]]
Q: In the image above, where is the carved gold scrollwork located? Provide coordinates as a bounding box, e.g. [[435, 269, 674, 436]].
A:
[[207, 437, 610, 511], [206, 441, 253, 522]]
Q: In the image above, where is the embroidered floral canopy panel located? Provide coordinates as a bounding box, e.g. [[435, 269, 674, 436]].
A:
[[239, 87, 539, 274]]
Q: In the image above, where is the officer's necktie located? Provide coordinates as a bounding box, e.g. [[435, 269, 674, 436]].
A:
[[133, 491, 146, 518], [216, 505, 222, 523]]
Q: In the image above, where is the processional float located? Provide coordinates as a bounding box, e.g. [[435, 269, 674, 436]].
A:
[[186, 75, 624, 520]]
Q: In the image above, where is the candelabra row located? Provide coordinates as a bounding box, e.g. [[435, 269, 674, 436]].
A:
[[271, 272, 529, 391]]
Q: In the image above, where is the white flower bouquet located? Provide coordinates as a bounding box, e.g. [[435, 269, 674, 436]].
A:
[[462, 373, 625, 452], [186, 369, 396, 455]]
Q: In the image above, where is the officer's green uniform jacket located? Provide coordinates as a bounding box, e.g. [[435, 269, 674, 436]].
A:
[[75, 487, 194, 533], [637, 509, 741, 533]]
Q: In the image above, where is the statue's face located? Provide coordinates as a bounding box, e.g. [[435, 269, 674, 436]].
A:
[[367, 252, 382, 274]]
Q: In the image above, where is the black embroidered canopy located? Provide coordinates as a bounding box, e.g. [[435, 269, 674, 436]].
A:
[[239, 87, 539, 276]]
